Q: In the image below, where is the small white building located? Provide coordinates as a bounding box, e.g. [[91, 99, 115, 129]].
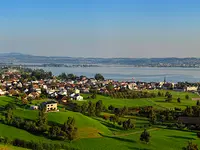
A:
[[0, 89, 5, 96], [75, 89, 80, 94], [30, 105, 39, 110], [75, 95, 83, 101]]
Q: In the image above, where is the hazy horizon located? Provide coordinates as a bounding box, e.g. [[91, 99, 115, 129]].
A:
[[1, 0, 200, 58]]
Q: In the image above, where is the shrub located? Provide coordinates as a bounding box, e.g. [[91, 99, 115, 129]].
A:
[[197, 132, 200, 138]]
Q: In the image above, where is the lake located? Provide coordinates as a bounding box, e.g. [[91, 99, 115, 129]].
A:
[[30, 66, 200, 83]]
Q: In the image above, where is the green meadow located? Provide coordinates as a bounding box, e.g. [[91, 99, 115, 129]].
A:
[[0, 90, 199, 150], [78, 90, 199, 109]]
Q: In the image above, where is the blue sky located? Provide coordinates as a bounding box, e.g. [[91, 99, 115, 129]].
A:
[[0, 0, 200, 57]]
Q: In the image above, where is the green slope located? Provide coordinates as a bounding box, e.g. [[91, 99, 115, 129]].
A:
[[13, 109, 112, 138]]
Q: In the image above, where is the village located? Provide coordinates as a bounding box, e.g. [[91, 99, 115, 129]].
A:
[[0, 68, 200, 113]]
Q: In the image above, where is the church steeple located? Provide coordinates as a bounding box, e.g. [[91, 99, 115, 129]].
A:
[[164, 76, 166, 83]]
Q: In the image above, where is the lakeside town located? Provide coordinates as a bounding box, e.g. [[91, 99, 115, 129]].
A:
[[0, 67, 200, 111]]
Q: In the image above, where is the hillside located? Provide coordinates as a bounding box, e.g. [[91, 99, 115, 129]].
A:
[[1, 53, 200, 67], [0, 90, 200, 150]]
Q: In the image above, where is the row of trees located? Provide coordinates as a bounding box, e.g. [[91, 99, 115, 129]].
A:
[[105, 91, 157, 99], [0, 136, 75, 150], [71, 100, 105, 117]]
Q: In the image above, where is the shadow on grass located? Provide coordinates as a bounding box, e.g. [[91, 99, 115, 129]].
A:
[[167, 135, 196, 140], [127, 146, 151, 150], [159, 126, 197, 134], [123, 116, 148, 121], [99, 133, 136, 143]]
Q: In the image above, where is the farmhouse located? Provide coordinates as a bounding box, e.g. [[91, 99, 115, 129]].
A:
[[184, 86, 198, 92], [42, 100, 58, 112]]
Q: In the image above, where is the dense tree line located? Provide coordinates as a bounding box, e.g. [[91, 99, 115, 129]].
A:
[[58, 73, 77, 80], [21, 68, 52, 81], [71, 100, 105, 117], [0, 136, 76, 150]]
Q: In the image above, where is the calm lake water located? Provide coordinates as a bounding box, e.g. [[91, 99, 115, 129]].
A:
[[30, 66, 200, 83]]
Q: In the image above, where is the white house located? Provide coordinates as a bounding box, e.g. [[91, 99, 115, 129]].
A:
[[30, 105, 39, 110], [0, 89, 5, 96], [184, 86, 198, 92], [75, 95, 83, 101], [75, 89, 80, 94]]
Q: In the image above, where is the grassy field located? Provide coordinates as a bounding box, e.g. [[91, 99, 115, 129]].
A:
[[0, 90, 200, 150], [13, 109, 112, 138], [70, 128, 200, 150], [77, 90, 199, 109], [0, 122, 199, 150]]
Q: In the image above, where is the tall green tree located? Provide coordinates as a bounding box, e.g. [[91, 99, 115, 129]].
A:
[[94, 73, 104, 81], [87, 101, 96, 116], [149, 109, 157, 124], [63, 117, 77, 141], [5, 108, 14, 124], [81, 102, 88, 114], [95, 100, 103, 116], [185, 95, 190, 100], [37, 108, 48, 132], [140, 129, 151, 144]]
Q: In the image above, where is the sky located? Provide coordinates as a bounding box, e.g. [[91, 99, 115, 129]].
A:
[[0, 0, 200, 58]]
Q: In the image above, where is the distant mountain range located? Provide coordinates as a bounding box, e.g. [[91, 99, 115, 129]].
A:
[[0, 53, 200, 67]]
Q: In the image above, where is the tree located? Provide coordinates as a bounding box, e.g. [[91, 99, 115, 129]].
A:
[[140, 129, 151, 144], [58, 73, 67, 80], [121, 106, 128, 116], [62, 117, 77, 141], [114, 108, 121, 117], [5, 103, 16, 111], [157, 91, 162, 97], [109, 115, 118, 125], [165, 91, 170, 97], [197, 132, 200, 138], [122, 119, 135, 130], [87, 101, 96, 116], [108, 105, 115, 112], [184, 106, 193, 117], [197, 100, 200, 106], [5, 108, 14, 124], [48, 126, 62, 139], [95, 100, 103, 116], [149, 109, 157, 124], [177, 97, 181, 103], [81, 102, 88, 114], [166, 94, 173, 102], [182, 141, 198, 150], [37, 108, 48, 132], [160, 115, 166, 124], [185, 95, 190, 100], [94, 73, 104, 81]]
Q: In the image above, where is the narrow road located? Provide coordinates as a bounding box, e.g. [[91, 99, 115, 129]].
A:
[[111, 128, 159, 137]]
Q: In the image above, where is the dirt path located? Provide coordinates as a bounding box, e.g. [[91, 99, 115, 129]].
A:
[[111, 127, 159, 137], [79, 128, 159, 139]]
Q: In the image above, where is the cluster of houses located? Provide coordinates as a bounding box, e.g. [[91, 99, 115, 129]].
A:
[[0, 70, 200, 112]]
